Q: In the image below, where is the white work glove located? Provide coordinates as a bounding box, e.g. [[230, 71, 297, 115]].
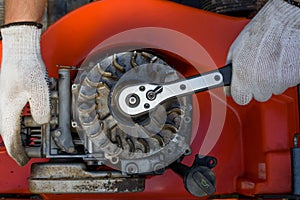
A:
[[0, 24, 50, 166], [227, 0, 300, 105]]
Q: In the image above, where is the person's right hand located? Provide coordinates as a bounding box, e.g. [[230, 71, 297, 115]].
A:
[[0, 24, 50, 166], [227, 0, 300, 105]]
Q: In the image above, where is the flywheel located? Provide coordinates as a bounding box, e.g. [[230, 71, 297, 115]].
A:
[[72, 51, 193, 174]]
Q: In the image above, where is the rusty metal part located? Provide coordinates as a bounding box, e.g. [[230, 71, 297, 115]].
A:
[[29, 163, 145, 193]]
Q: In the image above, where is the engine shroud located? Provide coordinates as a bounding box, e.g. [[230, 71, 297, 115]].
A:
[[72, 51, 193, 173]]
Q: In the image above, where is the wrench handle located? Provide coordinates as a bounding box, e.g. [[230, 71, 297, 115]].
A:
[[218, 63, 232, 86]]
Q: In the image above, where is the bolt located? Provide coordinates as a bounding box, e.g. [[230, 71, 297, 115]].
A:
[[154, 163, 164, 172], [71, 121, 78, 128], [68, 147, 75, 153], [126, 94, 140, 107], [126, 163, 138, 174], [111, 157, 119, 164], [129, 96, 137, 105], [184, 147, 192, 156], [184, 116, 191, 123], [54, 130, 61, 137], [144, 103, 150, 109], [72, 84, 78, 90]]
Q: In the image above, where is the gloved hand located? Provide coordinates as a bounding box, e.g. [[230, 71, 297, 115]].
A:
[[227, 0, 300, 105], [0, 24, 50, 166]]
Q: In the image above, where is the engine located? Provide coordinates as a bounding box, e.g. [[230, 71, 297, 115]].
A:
[[20, 50, 213, 194]]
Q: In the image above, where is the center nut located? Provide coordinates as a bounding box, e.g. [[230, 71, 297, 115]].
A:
[[126, 94, 140, 108], [73, 51, 193, 174]]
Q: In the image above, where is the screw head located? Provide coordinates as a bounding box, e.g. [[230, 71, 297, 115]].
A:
[[68, 147, 75, 153], [54, 130, 61, 137]]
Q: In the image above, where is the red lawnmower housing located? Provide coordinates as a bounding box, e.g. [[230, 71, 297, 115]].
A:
[[0, 0, 298, 199]]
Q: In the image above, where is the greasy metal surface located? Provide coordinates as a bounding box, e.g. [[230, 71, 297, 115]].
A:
[[29, 163, 145, 193]]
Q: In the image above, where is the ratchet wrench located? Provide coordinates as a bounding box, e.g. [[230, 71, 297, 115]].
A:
[[118, 63, 232, 116]]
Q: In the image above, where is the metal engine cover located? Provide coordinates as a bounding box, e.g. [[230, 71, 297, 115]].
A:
[[72, 51, 193, 174]]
